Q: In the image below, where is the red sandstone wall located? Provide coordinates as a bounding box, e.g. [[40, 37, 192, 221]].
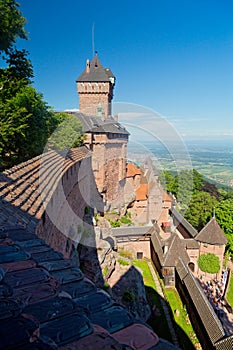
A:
[[117, 240, 151, 259], [77, 82, 113, 117], [36, 151, 100, 260], [91, 137, 128, 204]]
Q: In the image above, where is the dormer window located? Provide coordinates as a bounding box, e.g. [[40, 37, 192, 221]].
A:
[[109, 77, 115, 84]]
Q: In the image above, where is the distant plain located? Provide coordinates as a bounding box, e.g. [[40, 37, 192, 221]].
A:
[[127, 139, 233, 187]]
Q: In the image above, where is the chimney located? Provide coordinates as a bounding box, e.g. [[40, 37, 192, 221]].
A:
[[86, 59, 90, 73], [114, 114, 118, 122], [163, 245, 168, 255]]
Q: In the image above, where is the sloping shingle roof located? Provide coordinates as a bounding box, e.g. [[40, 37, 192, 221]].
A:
[[0, 147, 91, 227], [76, 55, 115, 83], [176, 258, 225, 344], [73, 112, 129, 136], [136, 184, 148, 201], [163, 192, 172, 202], [195, 218, 227, 245], [126, 163, 142, 178], [170, 208, 198, 238], [151, 232, 165, 264], [163, 234, 190, 267]]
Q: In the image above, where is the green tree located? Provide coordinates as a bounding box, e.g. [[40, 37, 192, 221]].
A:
[[192, 169, 204, 191], [0, 85, 59, 168], [215, 199, 233, 236], [158, 170, 177, 194], [175, 170, 193, 209], [197, 253, 220, 274], [0, 1, 79, 170], [184, 191, 218, 230], [0, 0, 27, 53], [46, 114, 84, 151], [0, 48, 34, 102], [215, 199, 233, 256]]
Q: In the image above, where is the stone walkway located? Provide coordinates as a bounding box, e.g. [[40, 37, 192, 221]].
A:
[[147, 262, 181, 349]]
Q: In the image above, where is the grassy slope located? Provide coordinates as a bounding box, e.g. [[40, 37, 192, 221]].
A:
[[226, 273, 233, 306], [132, 260, 173, 342]]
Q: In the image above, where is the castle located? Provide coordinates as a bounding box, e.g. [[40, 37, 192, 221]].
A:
[[0, 55, 232, 350]]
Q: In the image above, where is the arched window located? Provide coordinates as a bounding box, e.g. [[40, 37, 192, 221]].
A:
[[188, 262, 195, 272]]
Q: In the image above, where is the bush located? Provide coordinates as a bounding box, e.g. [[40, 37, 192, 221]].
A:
[[109, 220, 121, 227], [120, 216, 132, 225], [197, 253, 220, 274], [118, 258, 129, 266], [119, 250, 132, 259]]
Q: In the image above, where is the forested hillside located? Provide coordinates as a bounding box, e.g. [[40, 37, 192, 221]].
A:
[[159, 169, 233, 257]]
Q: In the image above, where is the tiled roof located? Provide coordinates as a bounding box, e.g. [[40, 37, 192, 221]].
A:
[[136, 184, 148, 201], [163, 234, 190, 267], [0, 224, 173, 349], [163, 192, 172, 202], [126, 163, 142, 178], [176, 259, 225, 345], [112, 225, 153, 238], [151, 232, 164, 264], [72, 112, 129, 135], [76, 55, 115, 83], [195, 217, 228, 245], [214, 335, 233, 350], [170, 208, 198, 238], [183, 239, 199, 249], [0, 148, 91, 227]]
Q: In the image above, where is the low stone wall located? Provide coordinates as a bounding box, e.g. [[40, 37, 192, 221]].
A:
[[117, 240, 151, 259]]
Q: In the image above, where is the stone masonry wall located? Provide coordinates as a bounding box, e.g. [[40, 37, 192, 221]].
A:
[[91, 137, 128, 205], [117, 240, 151, 259], [78, 82, 113, 117], [36, 155, 92, 259]]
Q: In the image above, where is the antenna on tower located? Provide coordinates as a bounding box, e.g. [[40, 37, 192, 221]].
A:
[[92, 22, 95, 58]]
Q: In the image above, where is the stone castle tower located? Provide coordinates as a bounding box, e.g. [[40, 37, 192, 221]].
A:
[[76, 54, 115, 119], [74, 55, 129, 207]]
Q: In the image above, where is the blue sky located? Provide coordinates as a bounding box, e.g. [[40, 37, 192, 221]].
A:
[[18, 0, 233, 140]]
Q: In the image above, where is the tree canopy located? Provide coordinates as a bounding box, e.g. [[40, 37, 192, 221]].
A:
[[46, 113, 85, 151], [184, 191, 218, 231], [197, 253, 220, 274], [0, 0, 27, 53], [215, 199, 233, 236], [0, 0, 84, 171], [160, 168, 233, 257]]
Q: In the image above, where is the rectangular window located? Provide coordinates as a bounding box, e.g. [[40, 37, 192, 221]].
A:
[[137, 252, 143, 260]]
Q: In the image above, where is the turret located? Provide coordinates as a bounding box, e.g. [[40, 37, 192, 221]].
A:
[[76, 55, 115, 119]]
